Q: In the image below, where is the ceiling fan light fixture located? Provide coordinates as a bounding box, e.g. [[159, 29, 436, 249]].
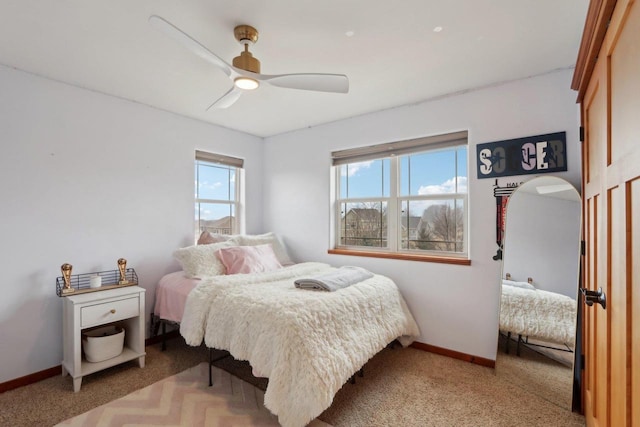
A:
[[234, 77, 259, 90], [150, 16, 349, 109]]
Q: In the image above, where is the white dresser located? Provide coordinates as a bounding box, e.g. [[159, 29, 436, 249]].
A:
[[61, 286, 146, 392]]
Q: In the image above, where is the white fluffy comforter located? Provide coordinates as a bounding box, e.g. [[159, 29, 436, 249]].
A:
[[500, 284, 576, 346], [180, 262, 420, 427]]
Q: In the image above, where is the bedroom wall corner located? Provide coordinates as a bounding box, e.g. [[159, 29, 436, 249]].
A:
[[0, 64, 263, 384], [261, 69, 582, 362]]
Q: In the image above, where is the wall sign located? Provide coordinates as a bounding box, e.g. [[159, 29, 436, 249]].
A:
[[476, 132, 567, 179]]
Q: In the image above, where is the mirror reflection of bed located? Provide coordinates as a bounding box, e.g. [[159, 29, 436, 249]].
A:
[[496, 176, 581, 410]]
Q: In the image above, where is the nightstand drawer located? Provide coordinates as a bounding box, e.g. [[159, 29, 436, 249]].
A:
[[81, 296, 139, 328]]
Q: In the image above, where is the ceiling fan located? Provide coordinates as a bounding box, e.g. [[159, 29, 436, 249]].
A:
[[149, 15, 349, 109]]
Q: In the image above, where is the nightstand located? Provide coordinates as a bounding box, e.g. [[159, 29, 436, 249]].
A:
[[61, 286, 146, 392]]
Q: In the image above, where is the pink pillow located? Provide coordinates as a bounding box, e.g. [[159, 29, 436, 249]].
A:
[[216, 244, 282, 275]]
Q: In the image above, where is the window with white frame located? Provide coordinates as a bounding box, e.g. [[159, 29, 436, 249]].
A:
[[194, 150, 243, 241], [333, 131, 468, 258]]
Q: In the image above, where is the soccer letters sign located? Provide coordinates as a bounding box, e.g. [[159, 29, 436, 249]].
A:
[[476, 132, 567, 179]]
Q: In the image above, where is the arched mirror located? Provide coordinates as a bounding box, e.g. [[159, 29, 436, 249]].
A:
[[496, 176, 581, 409]]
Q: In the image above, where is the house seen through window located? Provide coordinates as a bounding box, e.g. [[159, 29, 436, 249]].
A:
[[194, 151, 243, 241], [333, 131, 468, 258]]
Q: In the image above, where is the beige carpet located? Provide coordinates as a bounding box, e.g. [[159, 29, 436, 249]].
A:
[[319, 346, 584, 427], [54, 363, 329, 427], [1, 337, 585, 427]]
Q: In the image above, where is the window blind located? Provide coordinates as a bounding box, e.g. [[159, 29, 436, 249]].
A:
[[331, 130, 468, 166], [196, 150, 244, 168]]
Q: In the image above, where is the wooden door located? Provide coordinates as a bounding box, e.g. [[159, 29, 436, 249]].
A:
[[578, 0, 640, 425], [582, 42, 607, 427]]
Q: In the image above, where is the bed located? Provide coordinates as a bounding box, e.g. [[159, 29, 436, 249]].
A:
[[153, 232, 420, 427], [499, 276, 576, 355]]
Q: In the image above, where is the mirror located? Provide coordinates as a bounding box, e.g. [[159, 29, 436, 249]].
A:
[[497, 176, 581, 409]]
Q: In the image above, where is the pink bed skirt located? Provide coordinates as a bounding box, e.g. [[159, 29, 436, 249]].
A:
[[153, 271, 199, 323]]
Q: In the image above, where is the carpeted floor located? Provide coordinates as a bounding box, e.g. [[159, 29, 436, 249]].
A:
[[320, 345, 583, 427], [0, 337, 585, 427], [496, 334, 575, 410]]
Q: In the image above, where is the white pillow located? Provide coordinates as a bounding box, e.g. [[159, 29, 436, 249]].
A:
[[173, 240, 238, 278], [502, 279, 535, 290], [237, 232, 294, 266]]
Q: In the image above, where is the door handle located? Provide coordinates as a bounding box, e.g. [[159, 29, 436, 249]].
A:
[[580, 287, 606, 309]]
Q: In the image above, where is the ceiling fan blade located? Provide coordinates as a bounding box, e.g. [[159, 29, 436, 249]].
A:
[[262, 73, 349, 94], [149, 15, 233, 78], [207, 86, 243, 110]]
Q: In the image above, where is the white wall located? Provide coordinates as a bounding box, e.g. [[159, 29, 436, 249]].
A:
[[0, 64, 263, 383], [502, 190, 581, 298], [262, 69, 581, 361]]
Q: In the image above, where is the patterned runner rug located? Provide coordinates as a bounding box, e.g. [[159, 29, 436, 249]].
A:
[[55, 363, 330, 426]]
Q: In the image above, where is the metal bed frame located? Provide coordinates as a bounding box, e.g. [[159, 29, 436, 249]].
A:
[[501, 331, 573, 356]]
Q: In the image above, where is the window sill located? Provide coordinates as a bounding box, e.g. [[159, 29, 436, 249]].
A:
[[327, 249, 471, 265]]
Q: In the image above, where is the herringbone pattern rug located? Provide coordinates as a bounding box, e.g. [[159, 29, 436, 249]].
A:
[[55, 363, 330, 427]]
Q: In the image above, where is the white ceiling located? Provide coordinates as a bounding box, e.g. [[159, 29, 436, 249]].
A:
[[0, 0, 589, 138]]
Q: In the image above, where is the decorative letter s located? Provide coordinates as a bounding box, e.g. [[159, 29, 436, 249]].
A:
[[479, 148, 492, 174]]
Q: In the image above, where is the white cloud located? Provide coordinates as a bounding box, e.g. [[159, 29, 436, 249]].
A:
[[198, 181, 223, 192], [341, 160, 374, 177], [418, 176, 467, 195], [406, 176, 467, 216]]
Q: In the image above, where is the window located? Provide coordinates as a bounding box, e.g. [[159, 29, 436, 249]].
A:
[[194, 151, 243, 241], [332, 131, 468, 260]]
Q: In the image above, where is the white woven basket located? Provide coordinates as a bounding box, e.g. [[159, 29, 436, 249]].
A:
[[82, 325, 124, 363]]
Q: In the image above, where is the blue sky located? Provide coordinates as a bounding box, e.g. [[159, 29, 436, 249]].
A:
[[195, 162, 236, 221], [340, 147, 468, 200], [195, 147, 468, 222]]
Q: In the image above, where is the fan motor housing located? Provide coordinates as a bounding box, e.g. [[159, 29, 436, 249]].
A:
[[233, 50, 260, 74], [232, 25, 261, 74]]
